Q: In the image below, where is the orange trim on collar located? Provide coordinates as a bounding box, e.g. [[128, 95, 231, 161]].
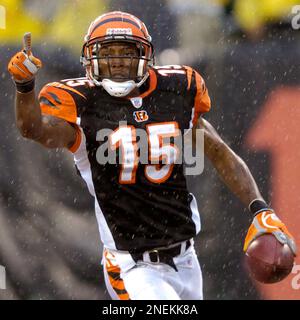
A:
[[139, 68, 157, 98], [125, 69, 157, 100]]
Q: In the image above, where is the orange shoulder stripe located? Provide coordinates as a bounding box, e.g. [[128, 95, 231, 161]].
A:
[[192, 72, 211, 126], [194, 71, 203, 111], [39, 85, 78, 124], [48, 82, 87, 100]]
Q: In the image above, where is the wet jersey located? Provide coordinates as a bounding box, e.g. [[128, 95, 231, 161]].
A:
[[38, 65, 211, 253]]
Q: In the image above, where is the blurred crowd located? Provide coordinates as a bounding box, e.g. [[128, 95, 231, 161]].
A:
[[0, 0, 298, 55]]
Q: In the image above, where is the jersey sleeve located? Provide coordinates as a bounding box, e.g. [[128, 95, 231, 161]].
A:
[[38, 82, 86, 125], [38, 82, 86, 152], [184, 66, 211, 128]]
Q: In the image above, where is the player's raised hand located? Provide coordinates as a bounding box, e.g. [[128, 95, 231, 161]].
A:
[[243, 210, 297, 256], [8, 33, 42, 88]]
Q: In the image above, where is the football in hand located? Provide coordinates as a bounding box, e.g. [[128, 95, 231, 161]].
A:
[[245, 234, 294, 283]]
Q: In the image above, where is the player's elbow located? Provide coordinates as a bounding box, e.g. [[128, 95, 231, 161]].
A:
[[205, 139, 228, 162], [17, 119, 41, 140]]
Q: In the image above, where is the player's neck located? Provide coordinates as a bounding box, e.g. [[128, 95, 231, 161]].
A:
[[126, 87, 140, 98]]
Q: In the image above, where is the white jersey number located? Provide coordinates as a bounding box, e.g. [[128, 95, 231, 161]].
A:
[[109, 122, 180, 184]]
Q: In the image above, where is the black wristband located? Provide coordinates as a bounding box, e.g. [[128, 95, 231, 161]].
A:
[[15, 79, 35, 93], [249, 199, 272, 217]]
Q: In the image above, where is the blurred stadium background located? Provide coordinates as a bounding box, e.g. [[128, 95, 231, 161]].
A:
[[0, 0, 300, 300]]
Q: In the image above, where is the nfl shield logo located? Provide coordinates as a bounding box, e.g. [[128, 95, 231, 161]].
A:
[[130, 97, 143, 109]]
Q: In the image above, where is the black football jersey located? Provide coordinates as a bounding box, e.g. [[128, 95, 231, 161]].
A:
[[39, 65, 211, 253]]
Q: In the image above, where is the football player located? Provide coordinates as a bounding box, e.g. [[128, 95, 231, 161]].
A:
[[8, 11, 296, 300]]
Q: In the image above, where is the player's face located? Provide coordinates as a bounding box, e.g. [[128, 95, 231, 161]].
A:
[[98, 42, 139, 81]]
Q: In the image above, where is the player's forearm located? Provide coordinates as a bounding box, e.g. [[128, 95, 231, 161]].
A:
[[208, 142, 264, 207], [15, 90, 43, 139]]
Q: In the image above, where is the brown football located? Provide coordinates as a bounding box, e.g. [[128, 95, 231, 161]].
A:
[[245, 233, 294, 283]]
